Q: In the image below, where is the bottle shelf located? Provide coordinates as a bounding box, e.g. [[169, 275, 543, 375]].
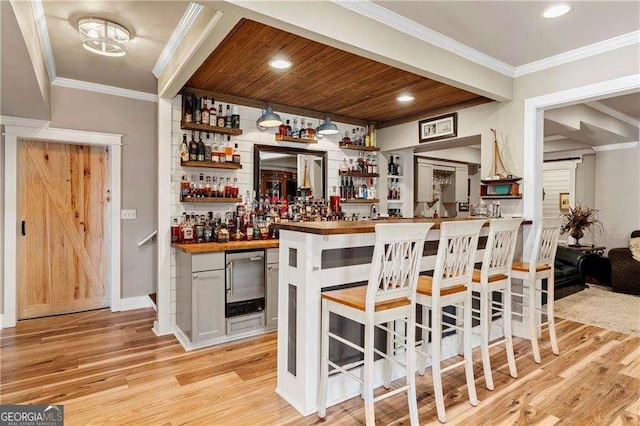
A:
[[480, 195, 522, 200], [341, 198, 379, 204], [181, 160, 242, 170], [181, 122, 243, 136], [387, 175, 404, 179], [339, 171, 379, 178], [180, 196, 242, 203], [387, 199, 404, 203], [275, 134, 317, 144], [339, 144, 380, 152]]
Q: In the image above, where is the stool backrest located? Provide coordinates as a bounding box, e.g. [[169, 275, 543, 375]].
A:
[[432, 220, 486, 295], [480, 218, 523, 278], [530, 217, 563, 269], [366, 223, 433, 311]]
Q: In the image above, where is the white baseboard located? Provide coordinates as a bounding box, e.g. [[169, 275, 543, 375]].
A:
[[119, 295, 155, 312]]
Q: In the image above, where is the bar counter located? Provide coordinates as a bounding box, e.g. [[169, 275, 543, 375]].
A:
[[272, 217, 530, 416], [172, 239, 279, 254]]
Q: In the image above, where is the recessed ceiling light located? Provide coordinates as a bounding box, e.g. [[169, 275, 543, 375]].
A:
[[397, 95, 415, 102], [542, 4, 572, 18], [269, 59, 292, 69]]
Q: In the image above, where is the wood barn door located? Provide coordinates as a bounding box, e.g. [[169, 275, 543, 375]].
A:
[[17, 140, 109, 319]]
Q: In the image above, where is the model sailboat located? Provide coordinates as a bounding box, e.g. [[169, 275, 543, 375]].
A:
[[480, 129, 521, 198]]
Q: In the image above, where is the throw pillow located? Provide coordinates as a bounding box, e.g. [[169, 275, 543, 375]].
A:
[[630, 237, 640, 262]]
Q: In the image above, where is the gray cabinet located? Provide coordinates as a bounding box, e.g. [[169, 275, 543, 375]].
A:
[[266, 263, 279, 329], [415, 162, 434, 202], [192, 270, 225, 341], [176, 251, 226, 343], [455, 166, 468, 202]]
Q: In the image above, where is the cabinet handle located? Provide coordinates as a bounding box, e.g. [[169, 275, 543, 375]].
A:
[[250, 256, 263, 261], [21, 221, 26, 236], [267, 265, 272, 270], [193, 274, 198, 279], [226, 262, 233, 296]]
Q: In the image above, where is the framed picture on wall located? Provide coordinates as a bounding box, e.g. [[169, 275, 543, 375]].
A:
[[559, 192, 570, 211], [419, 113, 457, 143]]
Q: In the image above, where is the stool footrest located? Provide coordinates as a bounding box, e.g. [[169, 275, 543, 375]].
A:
[[441, 359, 468, 373], [328, 332, 364, 354], [373, 385, 410, 403], [488, 338, 508, 348], [328, 360, 364, 384]]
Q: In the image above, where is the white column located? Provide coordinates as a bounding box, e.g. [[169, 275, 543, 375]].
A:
[[154, 97, 173, 336]]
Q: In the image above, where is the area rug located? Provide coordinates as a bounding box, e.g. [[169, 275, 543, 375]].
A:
[[554, 284, 640, 336]]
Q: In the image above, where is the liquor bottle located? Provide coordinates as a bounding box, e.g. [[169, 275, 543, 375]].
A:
[[217, 104, 225, 127], [205, 175, 212, 197], [211, 135, 220, 163], [189, 131, 197, 161], [205, 133, 212, 162], [388, 155, 395, 175], [291, 117, 299, 138], [209, 99, 217, 126], [299, 118, 307, 139], [180, 174, 190, 199], [339, 176, 345, 200], [225, 136, 233, 162], [182, 214, 194, 244], [201, 97, 210, 125], [198, 173, 205, 197], [285, 119, 292, 137], [349, 177, 355, 199], [233, 177, 239, 198], [231, 106, 240, 129], [204, 213, 213, 243], [279, 120, 287, 137], [171, 218, 180, 243], [396, 161, 402, 176], [233, 143, 241, 164], [195, 215, 205, 243], [197, 132, 205, 162], [184, 93, 193, 123], [342, 130, 351, 146], [306, 121, 315, 139], [180, 134, 189, 162], [224, 105, 232, 128], [194, 97, 201, 124]]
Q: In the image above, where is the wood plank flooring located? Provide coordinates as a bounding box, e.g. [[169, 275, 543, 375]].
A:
[[1, 308, 638, 425]]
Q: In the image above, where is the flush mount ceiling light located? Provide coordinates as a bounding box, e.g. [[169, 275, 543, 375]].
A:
[[269, 58, 292, 69], [317, 115, 339, 135], [396, 94, 415, 102], [78, 17, 130, 57], [542, 4, 572, 18], [256, 105, 282, 131]]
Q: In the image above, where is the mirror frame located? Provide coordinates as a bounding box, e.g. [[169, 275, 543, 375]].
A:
[[253, 144, 328, 200]]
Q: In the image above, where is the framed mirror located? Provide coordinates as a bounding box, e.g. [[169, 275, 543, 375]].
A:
[[254, 144, 328, 201]]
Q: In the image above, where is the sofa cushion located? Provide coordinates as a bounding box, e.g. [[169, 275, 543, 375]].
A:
[[630, 237, 640, 262], [555, 264, 579, 280]]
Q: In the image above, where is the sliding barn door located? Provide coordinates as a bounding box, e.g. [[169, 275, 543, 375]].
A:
[[17, 140, 109, 319]]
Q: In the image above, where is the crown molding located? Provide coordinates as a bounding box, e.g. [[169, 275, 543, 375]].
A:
[[153, 2, 204, 78], [592, 141, 639, 152], [0, 115, 50, 128], [515, 31, 640, 77], [29, 0, 56, 82], [331, 0, 515, 77], [52, 77, 158, 103], [586, 101, 640, 128]]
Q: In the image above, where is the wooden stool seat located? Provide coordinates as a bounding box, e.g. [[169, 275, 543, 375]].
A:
[[321, 286, 411, 312], [417, 275, 467, 296], [471, 269, 508, 283], [511, 261, 551, 272]]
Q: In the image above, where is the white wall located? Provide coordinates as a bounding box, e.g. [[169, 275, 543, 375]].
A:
[[594, 146, 640, 252], [575, 154, 596, 208], [169, 95, 375, 325]]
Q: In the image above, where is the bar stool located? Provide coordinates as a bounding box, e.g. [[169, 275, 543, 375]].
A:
[[317, 223, 432, 425], [415, 220, 486, 423], [470, 218, 523, 390], [511, 217, 563, 363]]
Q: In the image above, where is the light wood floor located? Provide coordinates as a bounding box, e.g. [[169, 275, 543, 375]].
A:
[[1, 308, 638, 425]]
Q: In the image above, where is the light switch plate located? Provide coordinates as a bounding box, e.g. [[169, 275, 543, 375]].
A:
[[121, 209, 137, 220]]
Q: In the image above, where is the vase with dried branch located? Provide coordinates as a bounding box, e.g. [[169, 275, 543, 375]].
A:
[[560, 205, 603, 247]]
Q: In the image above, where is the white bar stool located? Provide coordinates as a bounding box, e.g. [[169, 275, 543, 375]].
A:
[[470, 218, 523, 390], [317, 223, 433, 426], [415, 220, 486, 423], [511, 217, 563, 363]]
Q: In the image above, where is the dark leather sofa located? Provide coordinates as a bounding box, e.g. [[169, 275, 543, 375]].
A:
[[552, 246, 590, 300], [608, 230, 640, 295]]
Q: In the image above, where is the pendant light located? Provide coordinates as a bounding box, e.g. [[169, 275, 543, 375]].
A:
[[256, 105, 282, 130], [315, 118, 324, 139], [317, 115, 339, 135]]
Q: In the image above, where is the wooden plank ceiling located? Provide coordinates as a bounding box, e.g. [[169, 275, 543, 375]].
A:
[[186, 19, 492, 128]]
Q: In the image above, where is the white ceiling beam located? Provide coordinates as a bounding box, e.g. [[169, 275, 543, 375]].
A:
[[586, 101, 640, 128], [545, 104, 639, 140]]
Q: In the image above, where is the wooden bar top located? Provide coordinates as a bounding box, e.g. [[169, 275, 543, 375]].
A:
[[173, 239, 279, 254], [272, 217, 531, 236]]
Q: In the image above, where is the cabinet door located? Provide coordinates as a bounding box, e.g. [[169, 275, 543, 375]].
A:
[[265, 263, 279, 328], [455, 166, 468, 202], [192, 270, 225, 341], [416, 163, 433, 202]]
